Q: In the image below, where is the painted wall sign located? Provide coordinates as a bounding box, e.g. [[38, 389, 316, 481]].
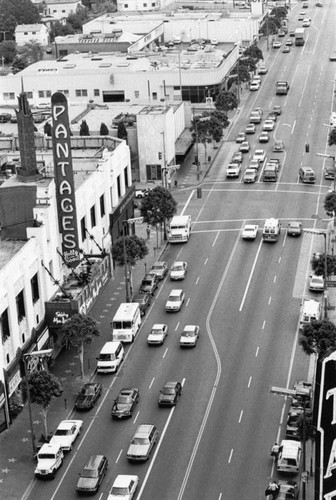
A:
[[317, 351, 336, 499], [51, 92, 81, 268]]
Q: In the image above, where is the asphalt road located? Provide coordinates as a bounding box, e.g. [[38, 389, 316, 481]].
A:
[[24, 1, 336, 499]]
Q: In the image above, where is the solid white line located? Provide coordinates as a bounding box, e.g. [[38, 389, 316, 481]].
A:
[[195, 277, 200, 285], [115, 449, 123, 463], [149, 377, 155, 389], [248, 376, 252, 388], [228, 449, 234, 463], [239, 239, 263, 311], [239, 410, 243, 423], [181, 190, 195, 216]]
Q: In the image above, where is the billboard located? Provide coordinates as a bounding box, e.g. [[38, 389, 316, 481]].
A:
[[317, 351, 336, 499], [51, 92, 81, 268]]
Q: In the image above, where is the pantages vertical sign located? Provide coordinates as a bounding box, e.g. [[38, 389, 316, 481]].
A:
[[317, 350, 336, 499], [51, 92, 81, 268]]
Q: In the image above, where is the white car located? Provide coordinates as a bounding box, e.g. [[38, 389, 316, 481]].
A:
[[272, 40, 281, 49], [34, 443, 64, 479], [253, 149, 266, 164], [170, 261, 187, 280], [179, 325, 200, 347], [239, 141, 250, 153], [309, 275, 324, 292], [302, 18, 311, 27], [147, 323, 169, 345], [245, 123, 256, 134], [49, 420, 83, 452], [241, 224, 259, 240], [263, 120, 275, 131], [226, 163, 241, 178], [243, 169, 258, 183], [165, 289, 185, 312], [236, 132, 246, 143], [108, 475, 139, 500], [249, 159, 260, 171], [250, 80, 260, 91], [330, 112, 336, 127], [259, 131, 270, 143]]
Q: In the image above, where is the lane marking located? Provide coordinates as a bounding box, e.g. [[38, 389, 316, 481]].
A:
[[204, 258, 208, 265], [162, 348, 168, 358], [262, 320, 266, 329], [273, 275, 277, 283], [248, 376, 252, 388], [149, 377, 155, 389], [239, 410, 243, 423], [186, 298, 190, 307], [175, 322, 180, 331], [228, 449, 234, 463], [195, 277, 200, 285], [116, 449, 123, 463], [133, 411, 140, 424], [268, 296, 272, 305], [239, 239, 263, 311], [255, 347, 259, 357], [212, 231, 220, 247]]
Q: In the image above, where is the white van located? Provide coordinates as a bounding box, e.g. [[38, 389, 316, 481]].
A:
[[168, 215, 191, 243], [112, 303, 141, 343], [276, 440, 302, 474], [97, 341, 124, 373], [300, 298, 321, 329]]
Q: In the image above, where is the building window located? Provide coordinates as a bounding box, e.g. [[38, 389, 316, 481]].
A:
[[134, 91, 139, 98], [24, 32, 28, 35], [146, 164, 162, 181], [27, 91, 33, 99], [31, 273, 39, 303], [38, 90, 50, 98], [124, 166, 129, 188], [75, 89, 88, 97], [100, 194, 105, 216], [32, 31, 36, 35], [16, 290, 25, 322], [94, 89, 100, 96], [143, 2, 147, 5], [57, 89, 69, 96], [3, 93, 15, 100], [81, 217, 86, 241], [152, 2, 155, 5], [90, 205, 96, 227], [117, 175, 121, 198], [1, 309, 10, 342], [124, 3, 128, 7]]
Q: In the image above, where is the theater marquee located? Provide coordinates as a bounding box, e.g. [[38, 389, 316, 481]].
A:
[[51, 92, 81, 268]]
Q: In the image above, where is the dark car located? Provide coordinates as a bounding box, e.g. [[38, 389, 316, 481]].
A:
[[111, 387, 139, 418], [75, 383, 102, 411], [139, 274, 158, 295], [76, 455, 108, 495], [132, 292, 151, 316], [287, 221, 302, 236], [0, 113, 11, 123], [158, 381, 182, 407], [149, 261, 168, 280]]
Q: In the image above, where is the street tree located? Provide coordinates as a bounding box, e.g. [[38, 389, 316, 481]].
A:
[[324, 191, 336, 215], [11, 55, 27, 73], [80, 119, 90, 136], [67, 8, 88, 31], [215, 91, 238, 116], [61, 313, 100, 378], [259, 18, 280, 36], [300, 319, 336, 359], [49, 21, 75, 41], [243, 44, 263, 61], [140, 186, 177, 225], [112, 234, 148, 267], [311, 252, 336, 278], [237, 62, 252, 83], [0, 40, 17, 64], [328, 128, 336, 147], [28, 370, 63, 439], [17, 40, 43, 65], [0, 0, 40, 39], [100, 122, 109, 135]]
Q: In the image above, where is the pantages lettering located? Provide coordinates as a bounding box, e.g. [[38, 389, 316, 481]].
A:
[[317, 351, 336, 499], [51, 92, 81, 268]]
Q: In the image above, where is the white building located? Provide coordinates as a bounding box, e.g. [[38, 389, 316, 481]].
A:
[[44, 0, 83, 21], [0, 133, 133, 431], [117, 0, 171, 13], [15, 24, 49, 47]]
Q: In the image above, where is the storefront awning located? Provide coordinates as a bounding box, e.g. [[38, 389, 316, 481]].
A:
[[175, 129, 193, 156]]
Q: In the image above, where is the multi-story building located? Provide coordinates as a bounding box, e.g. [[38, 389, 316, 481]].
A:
[[15, 24, 50, 47]]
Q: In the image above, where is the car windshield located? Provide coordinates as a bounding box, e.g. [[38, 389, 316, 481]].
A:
[[244, 228, 254, 233], [38, 453, 56, 459], [54, 429, 70, 436], [117, 396, 132, 404], [183, 331, 195, 337], [151, 328, 163, 335], [152, 264, 163, 270], [169, 296, 180, 302], [172, 265, 183, 271], [132, 437, 149, 445], [142, 279, 152, 286], [83, 387, 95, 396]]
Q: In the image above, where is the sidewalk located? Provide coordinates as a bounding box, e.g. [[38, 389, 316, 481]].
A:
[[0, 221, 167, 500]]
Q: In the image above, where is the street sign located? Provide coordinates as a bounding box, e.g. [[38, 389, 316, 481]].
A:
[[127, 217, 144, 224]]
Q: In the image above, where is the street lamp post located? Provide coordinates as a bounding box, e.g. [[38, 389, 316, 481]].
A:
[[23, 349, 53, 457]]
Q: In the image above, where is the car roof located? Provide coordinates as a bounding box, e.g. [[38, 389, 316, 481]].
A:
[[152, 323, 166, 329], [164, 381, 179, 388], [57, 420, 81, 429], [119, 388, 137, 395], [153, 261, 165, 266], [38, 443, 61, 453], [113, 475, 139, 487], [134, 424, 155, 435], [172, 261, 185, 266], [169, 289, 183, 295], [183, 325, 197, 331], [83, 455, 106, 470]]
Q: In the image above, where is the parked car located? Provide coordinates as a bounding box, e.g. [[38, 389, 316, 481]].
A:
[[272, 40, 281, 48], [170, 261, 188, 280], [126, 424, 158, 462], [139, 274, 158, 295], [49, 420, 83, 452], [165, 289, 185, 312], [132, 292, 151, 316], [179, 325, 200, 347], [149, 261, 168, 280], [324, 165, 335, 179], [267, 112, 277, 122], [158, 381, 182, 406], [287, 221, 302, 236], [273, 140, 285, 152], [249, 80, 260, 91], [241, 224, 259, 239], [75, 383, 103, 411], [34, 443, 64, 479], [76, 455, 109, 495], [147, 323, 169, 345], [0, 113, 11, 123], [111, 388, 140, 418], [108, 475, 139, 500], [309, 274, 324, 292]]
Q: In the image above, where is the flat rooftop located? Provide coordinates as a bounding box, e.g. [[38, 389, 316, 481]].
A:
[[0, 239, 27, 271]]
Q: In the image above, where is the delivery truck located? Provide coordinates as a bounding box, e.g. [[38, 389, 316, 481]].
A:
[[295, 28, 305, 46]]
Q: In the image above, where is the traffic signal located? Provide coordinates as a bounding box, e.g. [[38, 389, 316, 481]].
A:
[[158, 152, 162, 160], [305, 143, 310, 153]]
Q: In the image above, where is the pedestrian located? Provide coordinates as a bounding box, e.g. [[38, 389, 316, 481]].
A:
[[146, 224, 151, 240], [174, 179, 178, 188], [168, 179, 172, 189]]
